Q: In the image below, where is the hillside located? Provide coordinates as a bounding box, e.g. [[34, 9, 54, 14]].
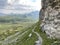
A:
[[0, 11, 39, 23]]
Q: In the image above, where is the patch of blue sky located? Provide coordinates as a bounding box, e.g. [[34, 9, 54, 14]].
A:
[[31, 0, 36, 2]]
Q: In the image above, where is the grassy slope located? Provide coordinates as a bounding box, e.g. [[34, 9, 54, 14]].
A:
[[0, 22, 38, 45], [1, 22, 54, 45], [7, 24, 38, 45], [34, 21, 58, 45], [0, 14, 35, 23], [0, 22, 34, 41], [0, 21, 59, 45], [16, 33, 38, 45]]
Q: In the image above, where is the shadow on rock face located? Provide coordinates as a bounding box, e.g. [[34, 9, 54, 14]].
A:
[[40, 0, 60, 39]]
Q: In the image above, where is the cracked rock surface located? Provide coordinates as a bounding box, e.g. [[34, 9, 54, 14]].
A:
[[40, 0, 60, 39]]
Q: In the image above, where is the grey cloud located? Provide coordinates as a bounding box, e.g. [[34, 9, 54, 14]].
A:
[[0, 0, 7, 9], [0, 0, 34, 14]]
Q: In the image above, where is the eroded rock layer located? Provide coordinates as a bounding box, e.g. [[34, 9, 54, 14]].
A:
[[40, 0, 60, 38]]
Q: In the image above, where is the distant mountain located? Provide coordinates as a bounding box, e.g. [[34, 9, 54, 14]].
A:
[[0, 11, 39, 23], [0, 11, 39, 18], [28, 11, 39, 15], [0, 13, 6, 16], [8, 11, 39, 21], [25, 11, 39, 20]]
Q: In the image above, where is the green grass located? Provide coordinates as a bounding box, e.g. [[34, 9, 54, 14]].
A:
[[0, 13, 38, 45], [0, 22, 38, 45], [14, 31, 38, 45], [34, 21, 60, 45], [17, 25, 38, 45], [34, 22, 55, 45], [20, 33, 37, 45], [0, 22, 34, 41], [1, 21, 59, 45], [5, 24, 38, 45]]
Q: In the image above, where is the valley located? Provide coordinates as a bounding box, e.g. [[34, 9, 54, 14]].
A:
[[0, 22, 43, 45], [0, 10, 40, 45]]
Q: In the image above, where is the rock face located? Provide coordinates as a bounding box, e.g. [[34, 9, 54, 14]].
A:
[[40, 0, 60, 39]]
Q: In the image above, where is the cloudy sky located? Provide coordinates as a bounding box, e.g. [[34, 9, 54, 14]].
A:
[[0, 0, 41, 14]]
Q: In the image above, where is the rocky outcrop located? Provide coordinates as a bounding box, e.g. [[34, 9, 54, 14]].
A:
[[40, 0, 60, 39]]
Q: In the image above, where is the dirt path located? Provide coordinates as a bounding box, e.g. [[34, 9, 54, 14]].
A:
[[32, 26, 42, 45]]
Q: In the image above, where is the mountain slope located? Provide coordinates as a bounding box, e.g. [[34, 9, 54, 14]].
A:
[[0, 11, 39, 23]]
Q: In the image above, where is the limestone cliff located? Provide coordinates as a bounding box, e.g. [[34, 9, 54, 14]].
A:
[[40, 0, 60, 38]]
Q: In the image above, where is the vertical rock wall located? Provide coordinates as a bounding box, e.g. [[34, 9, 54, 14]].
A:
[[40, 0, 60, 38]]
